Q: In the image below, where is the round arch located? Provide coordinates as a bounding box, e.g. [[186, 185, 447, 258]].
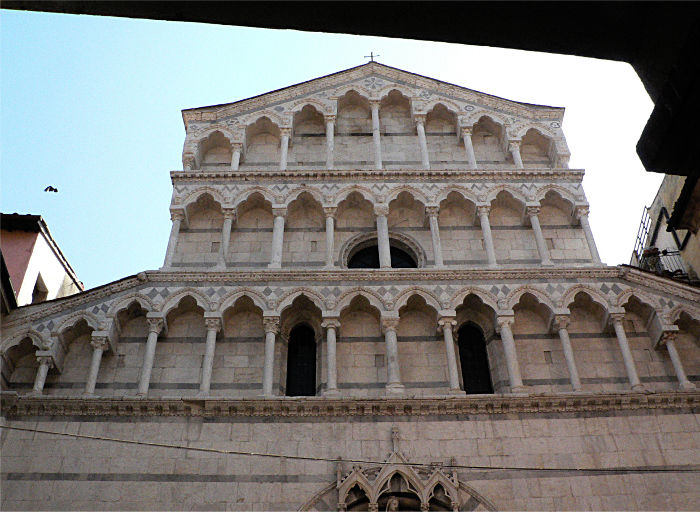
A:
[[450, 288, 499, 313], [559, 285, 612, 312], [107, 294, 155, 318], [159, 289, 212, 315], [434, 186, 478, 206], [182, 188, 227, 211], [334, 288, 387, 315], [392, 288, 442, 314], [232, 187, 277, 209], [422, 98, 462, 117], [485, 185, 528, 205], [275, 289, 327, 316], [534, 184, 578, 205], [339, 231, 426, 269], [385, 186, 429, 207], [217, 289, 268, 314], [1, 330, 51, 355], [55, 311, 102, 336], [239, 111, 286, 130], [283, 186, 326, 209], [332, 85, 371, 101], [331, 185, 378, 207], [504, 286, 557, 312]]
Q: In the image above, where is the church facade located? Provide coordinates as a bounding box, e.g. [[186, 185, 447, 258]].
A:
[[2, 63, 699, 511]]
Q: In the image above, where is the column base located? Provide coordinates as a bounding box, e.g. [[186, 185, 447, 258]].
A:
[[631, 384, 647, 392], [195, 391, 210, 399], [541, 260, 555, 266], [509, 386, 529, 395], [323, 389, 341, 398], [323, 265, 336, 270], [81, 392, 98, 398], [259, 393, 276, 399], [447, 388, 466, 396], [267, 263, 281, 269], [27, 391, 44, 397], [679, 381, 697, 391], [385, 383, 405, 396]]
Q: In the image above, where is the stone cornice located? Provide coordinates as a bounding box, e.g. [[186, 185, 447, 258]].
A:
[[618, 265, 700, 301], [170, 168, 585, 183], [2, 391, 697, 418]]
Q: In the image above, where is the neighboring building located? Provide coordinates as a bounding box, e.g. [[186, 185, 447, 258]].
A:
[[1, 63, 699, 511], [0, 213, 83, 308], [630, 174, 700, 286]]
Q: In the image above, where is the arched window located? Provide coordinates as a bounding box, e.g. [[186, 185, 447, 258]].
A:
[[457, 323, 493, 394], [285, 324, 316, 396], [347, 239, 418, 269]]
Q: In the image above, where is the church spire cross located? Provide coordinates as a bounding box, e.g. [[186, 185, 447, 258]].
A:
[[365, 52, 380, 62]]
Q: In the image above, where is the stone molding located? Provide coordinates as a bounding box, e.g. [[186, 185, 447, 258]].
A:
[[2, 391, 698, 419]]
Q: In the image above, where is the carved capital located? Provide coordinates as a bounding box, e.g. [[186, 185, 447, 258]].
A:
[[508, 140, 522, 151], [609, 312, 626, 325], [526, 205, 541, 217], [263, 317, 280, 335], [413, 113, 427, 126], [231, 142, 243, 152], [182, 153, 195, 171], [222, 208, 237, 221], [146, 317, 164, 334], [170, 210, 185, 222], [460, 126, 473, 137], [374, 204, 390, 217], [437, 316, 457, 332], [272, 207, 287, 218], [322, 318, 341, 330], [205, 318, 222, 332], [659, 331, 677, 346], [553, 314, 570, 330], [323, 206, 337, 219], [369, 99, 381, 109], [575, 205, 590, 219], [324, 114, 336, 124], [90, 335, 110, 351], [381, 317, 400, 333], [36, 355, 54, 368], [425, 205, 440, 218], [496, 316, 514, 332], [279, 127, 292, 138], [476, 204, 491, 217]]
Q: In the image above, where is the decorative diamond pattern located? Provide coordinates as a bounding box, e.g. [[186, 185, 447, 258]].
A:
[[610, 284, 623, 295], [263, 287, 273, 297], [599, 284, 610, 294]]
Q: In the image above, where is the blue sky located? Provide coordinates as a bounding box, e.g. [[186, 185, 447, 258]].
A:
[[1, 10, 660, 289]]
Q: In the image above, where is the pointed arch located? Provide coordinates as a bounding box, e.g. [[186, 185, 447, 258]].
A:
[[159, 288, 212, 315], [560, 285, 612, 312], [283, 186, 325, 209], [385, 186, 429, 206], [450, 287, 499, 312], [107, 294, 155, 318], [192, 126, 235, 145], [181, 187, 228, 210], [485, 185, 528, 204], [392, 288, 442, 314], [335, 288, 387, 315], [422, 98, 462, 117], [505, 286, 557, 311], [615, 289, 660, 310], [434, 186, 478, 206], [289, 97, 333, 115], [55, 311, 102, 335], [514, 122, 557, 140], [275, 288, 327, 316], [464, 111, 509, 130], [332, 84, 371, 101], [216, 289, 268, 314], [331, 185, 378, 207], [667, 304, 700, 324], [240, 110, 285, 130], [534, 184, 578, 205], [232, 187, 277, 209], [1, 329, 51, 355], [377, 84, 416, 101]]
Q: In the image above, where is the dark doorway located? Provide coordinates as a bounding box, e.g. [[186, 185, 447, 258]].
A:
[[348, 243, 417, 269], [285, 324, 317, 396], [457, 323, 493, 394]]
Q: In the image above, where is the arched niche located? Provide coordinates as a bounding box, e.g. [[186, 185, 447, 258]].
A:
[[335, 191, 376, 266], [397, 295, 442, 394], [284, 191, 325, 267], [243, 117, 281, 167], [51, 319, 94, 396], [380, 90, 418, 168], [344, 233, 422, 269], [335, 90, 372, 166], [178, 193, 224, 267], [438, 191, 481, 266], [673, 312, 700, 385], [521, 128, 553, 167], [457, 322, 494, 394], [279, 295, 322, 397], [620, 295, 661, 390], [425, 104, 460, 166], [231, 192, 273, 267], [290, 105, 326, 168], [489, 191, 537, 264], [472, 116, 506, 164], [112, 301, 149, 395], [2, 337, 39, 393], [197, 131, 232, 170]]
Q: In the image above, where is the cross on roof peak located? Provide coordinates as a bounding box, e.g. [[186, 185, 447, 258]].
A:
[[364, 52, 380, 62]]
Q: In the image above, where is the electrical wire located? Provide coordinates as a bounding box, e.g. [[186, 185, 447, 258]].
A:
[[1, 425, 697, 474]]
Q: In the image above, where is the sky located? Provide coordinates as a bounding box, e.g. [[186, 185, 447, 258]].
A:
[[1, 10, 662, 290]]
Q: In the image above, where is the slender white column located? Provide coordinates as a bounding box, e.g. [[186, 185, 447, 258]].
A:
[[382, 317, 404, 394], [496, 316, 526, 392], [230, 143, 242, 171], [527, 205, 553, 266], [84, 335, 110, 396], [426, 206, 444, 267], [370, 100, 383, 169], [415, 114, 430, 169], [461, 127, 477, 169], [269, 207, 287, 269], [32, 356, 54, 394], [325, 115, 335, 169], [163, 211, 184, 268], [374, 204, 391, 268], [137, 317, 164, 396], [509, 140, 524, 169], [218, 209, 235, 269], [610, 313, 645, 391], [477, 204, 497, 267], [199, 317, 221, 395], [660, 332, 696, 391], [575, 205, 602, 264], [279, 128, 290, 171], [438, 317, 462, 392], [553, 315, 582, 391], [324, 207, 336, 268], [322, 318, 341, 397], [262, 317, 279, 397]]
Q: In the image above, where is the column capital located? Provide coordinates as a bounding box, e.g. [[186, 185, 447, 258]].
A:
[[146, 317, 165, 334], [413, 113, 427, 126], [324, 114, 336, 124], [222, 208, 237, 221], [608, 311, 626, 324], [476, 204, 491, 216], [460, 126, 473, 137], [36, 355, 55, 368], [425, 205, 440, 218], [369, 99, 381, 108], [183, 153, 195, 171], [381, 316, 400, 333], [271, 206, 287, 218], [574, 204, 590, 219], [496, 315, 515, 332], [508, 139, 522, 150], [279, 127, 292, 138], [90, 334, 110, 351], [170, 210, 185, 222], [263, 317, 280, 335], [526, 205, 541, 216], [658, 330, 677, 346], [374, 203, 390, 217], [553, 314, 570, 330], [437, 316, 457, 331], [204, 317, 222, 332], [323, 206, 337, 218], [322, 318, 341, 330], [231, 141, 244, 151]]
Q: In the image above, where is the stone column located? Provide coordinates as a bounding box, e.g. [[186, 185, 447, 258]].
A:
[[137, 317, 164, 396], [231, 143, 242, 171], [279, 128, 291, 171], [553, 315, 582, 391], [610, 313, 645, 391], [199, 317, 222, 395], [415, 114, 430, 169], [659, 331, 696, 391], [322, 318, 341, 397], [183, 153, 195, 172], [374, 204, 391, 268], [438, 317, 462, 392], [426, 206, 444, 267], [84, 334, 110, 396], [509, 140, 524, 169], [527, 205, 553, 266], [370, 100, 383, 169], [575, 205, 602, 264], [218, 208, 236, 269], [325, 115, 335, 169], [269, 207, 287, 269], [324, 207, 336, 268], [32, 355, 54, 394], [477, 204, 497, 267], [381, 317, 404, 395], [461, 127, 477, 169], [496, 316, 526, 392], [163, 210, 184, 268], [262, 317, 279, 397]]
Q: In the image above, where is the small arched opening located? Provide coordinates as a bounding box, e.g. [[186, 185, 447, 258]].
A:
[[285, 323, 317, 397], [347, 238, 418, 269], [457, 322, 494, 394]]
